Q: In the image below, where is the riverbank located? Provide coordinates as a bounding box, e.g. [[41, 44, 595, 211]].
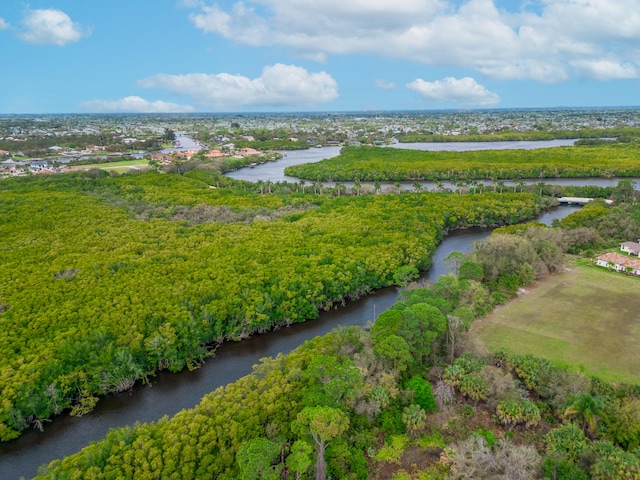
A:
[[0, 197, 575, 480]]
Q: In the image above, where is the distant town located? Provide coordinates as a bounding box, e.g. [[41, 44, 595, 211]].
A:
[[2, 107, 640, 178]]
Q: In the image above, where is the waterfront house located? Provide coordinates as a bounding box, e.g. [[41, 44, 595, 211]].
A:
[[595, 252, 640, 275], [238, 147, 263, 157], [620, 241, 640, 256], [204, 150, 227, 158]]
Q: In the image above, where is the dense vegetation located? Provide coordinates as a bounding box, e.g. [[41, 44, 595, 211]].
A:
[[397, 127, 640, 143], [285, 144, 640, 181], [0, 170, 541, 442], [33, 204, 640, 479]]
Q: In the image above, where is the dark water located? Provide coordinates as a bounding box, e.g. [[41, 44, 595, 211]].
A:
[[0, 204, 578, 479]]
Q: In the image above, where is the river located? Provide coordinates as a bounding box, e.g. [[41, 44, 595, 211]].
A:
[[0, 201, 579, 479], [225, 141, 637, 191]]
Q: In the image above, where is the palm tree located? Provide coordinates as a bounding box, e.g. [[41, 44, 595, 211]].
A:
[[402, 404, 426, 439], [352, 178, 362, 196], [298, 179, 306, 194], [517, 180, 526, 193], [393, 181, 402, 194], [412, 181, 422, 193], [564, 392, 608, 438], [373, 180, 381, 194]]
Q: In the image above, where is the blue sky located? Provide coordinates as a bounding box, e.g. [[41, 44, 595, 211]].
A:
[[1, 0, 639, 113]]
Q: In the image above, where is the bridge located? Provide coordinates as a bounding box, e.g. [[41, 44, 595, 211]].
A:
[[558, 197, 614, 205]]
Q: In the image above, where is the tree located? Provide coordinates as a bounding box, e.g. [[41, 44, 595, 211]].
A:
[[301, 355, 362, 408], [564, 392, 608, 438], [612, 179, 637, 204], [147, 159, 161, 172], [292, 406, 350, 480], [458, 260, 484, 281], [444, 251, 466, 276], [352, 178, 362, 196], [169, 153, 187, 175], [402, 404, 426, 438], [236, 437, 281, 480], [446, 314, 464, 364], [286, 440, 313, 480], [605, 398, 640, 450], [406, 376, 437, 413], [399, 303, 447, 366], [373, 334, 412, 372]]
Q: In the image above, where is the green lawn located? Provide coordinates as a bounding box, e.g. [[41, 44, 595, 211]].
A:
[[472, 264, 640, 384], [71, 159, 150, 173]]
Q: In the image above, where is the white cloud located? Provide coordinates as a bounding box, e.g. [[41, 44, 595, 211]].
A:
[[178, 0, 204, 7], [570, 59, 638, 81], [184, 0, 640, 82], [19, 9, 90, 46], [0, 18, 10, 30], [407, 77, 500, 107], [375, 80, 396, 90], [79, 96, 195, 113], [138, 64, 339, 110]]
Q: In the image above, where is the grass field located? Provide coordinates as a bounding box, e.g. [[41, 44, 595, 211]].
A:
[[471, 264, 640, 385], [71, 159, 149, 173]]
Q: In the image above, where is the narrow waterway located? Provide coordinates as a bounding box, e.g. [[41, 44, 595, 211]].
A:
[[0, 203, 579, 480]]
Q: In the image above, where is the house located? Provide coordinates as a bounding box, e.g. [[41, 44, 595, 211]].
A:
[[238, 147, 263, 157], [620, 241, 640, 256], [204, 150, 227, 158], [595, 252, 640, 275], [28, 160, 52, 173]]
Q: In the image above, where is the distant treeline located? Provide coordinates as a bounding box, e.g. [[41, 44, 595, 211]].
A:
[[397, 127, 640, 143]]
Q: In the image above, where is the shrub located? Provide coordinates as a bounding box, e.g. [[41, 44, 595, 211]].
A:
[[544, 424, 588, 463], [447, 435, 540, 480], [406, 376, 437, 413], [543, 454, 590, 480], [377, 410, 406, 436], [374, 435, 410, 463]]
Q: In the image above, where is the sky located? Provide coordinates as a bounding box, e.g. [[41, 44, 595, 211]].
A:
[[1, 0, 639, 113]]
